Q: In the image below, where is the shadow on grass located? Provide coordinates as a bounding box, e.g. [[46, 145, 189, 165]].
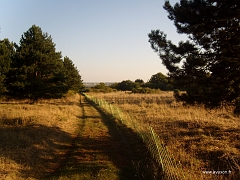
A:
[[46, 98, 162, 180], [0, 123, 73, 179], [86, 99, 163, 180], [0, 96, 162, 179]]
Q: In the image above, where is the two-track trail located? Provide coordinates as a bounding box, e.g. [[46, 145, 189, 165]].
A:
[[46, 95, 159, 180]]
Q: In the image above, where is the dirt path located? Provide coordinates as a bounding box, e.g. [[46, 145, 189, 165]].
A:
[[45, 95, 159, 180]]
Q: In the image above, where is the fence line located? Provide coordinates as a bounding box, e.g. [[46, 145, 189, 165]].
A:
[[83, 93, 192, 180]]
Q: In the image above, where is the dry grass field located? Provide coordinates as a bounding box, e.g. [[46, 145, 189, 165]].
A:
[[0, 94, 82, 179], [0, 93, 160, 180], [1, 91, 239, 179], [90, 91, 240, 179]]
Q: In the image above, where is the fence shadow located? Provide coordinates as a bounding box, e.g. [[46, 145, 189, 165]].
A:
[[86, 98, 163, 180]]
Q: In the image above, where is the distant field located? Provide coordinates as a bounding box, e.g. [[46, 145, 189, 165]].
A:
[[90, 91, 240, 179]]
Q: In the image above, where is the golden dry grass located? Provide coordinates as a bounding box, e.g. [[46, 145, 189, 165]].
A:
[[90, 91, 240, 179], [0, 94, 82, 179], [0, 94, 159, 180]]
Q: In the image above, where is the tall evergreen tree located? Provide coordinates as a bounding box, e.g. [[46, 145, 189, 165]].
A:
[[63, 56, 84, 92], [6, 25, 67, 102], [0, 39, 14, 95], [148, 0, 240, 114]]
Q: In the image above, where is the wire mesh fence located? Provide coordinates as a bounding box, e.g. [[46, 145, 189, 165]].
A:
[[83, 93, 192, 180]]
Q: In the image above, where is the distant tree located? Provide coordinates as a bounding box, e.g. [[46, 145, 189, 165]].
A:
[[0, 39, 14, 95], [63, 56, 84, 92], [6, 25, 67, 102], [148, 0, 240, 114], [135, 79, 144, 84], [116, 80, 137, 91], [148, 72, 172, 90], [109, 82, 118, 89], [90, 82, 113, 92], [93, 82, 107, 89]]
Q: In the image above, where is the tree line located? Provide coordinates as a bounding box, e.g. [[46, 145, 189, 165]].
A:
[[0, 25, 84, 103], [88, 72, 174, 93]]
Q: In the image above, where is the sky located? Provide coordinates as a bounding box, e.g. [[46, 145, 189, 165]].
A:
[[0, 0, 187, 82]]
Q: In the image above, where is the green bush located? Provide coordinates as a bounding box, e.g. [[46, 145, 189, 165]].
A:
[[132, 87, 161, 94]]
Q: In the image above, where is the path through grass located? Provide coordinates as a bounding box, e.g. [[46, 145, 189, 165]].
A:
[[46, 96, 159, 180]]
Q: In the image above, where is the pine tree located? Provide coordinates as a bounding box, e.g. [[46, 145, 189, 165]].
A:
[[148, 0, 240, 114], [0, 39, 14, 96], [63, 56, 84, 92], [6, 25, 68, 102]]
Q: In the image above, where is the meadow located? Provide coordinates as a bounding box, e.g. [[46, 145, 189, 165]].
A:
[[0, 94, 82, 179], [0, 93, 160, 180], [89, 91, 240, 179], [0, 91, 239, 179]]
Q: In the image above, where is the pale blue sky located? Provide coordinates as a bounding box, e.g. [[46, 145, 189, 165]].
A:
[[0, 0, 187, 82]]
